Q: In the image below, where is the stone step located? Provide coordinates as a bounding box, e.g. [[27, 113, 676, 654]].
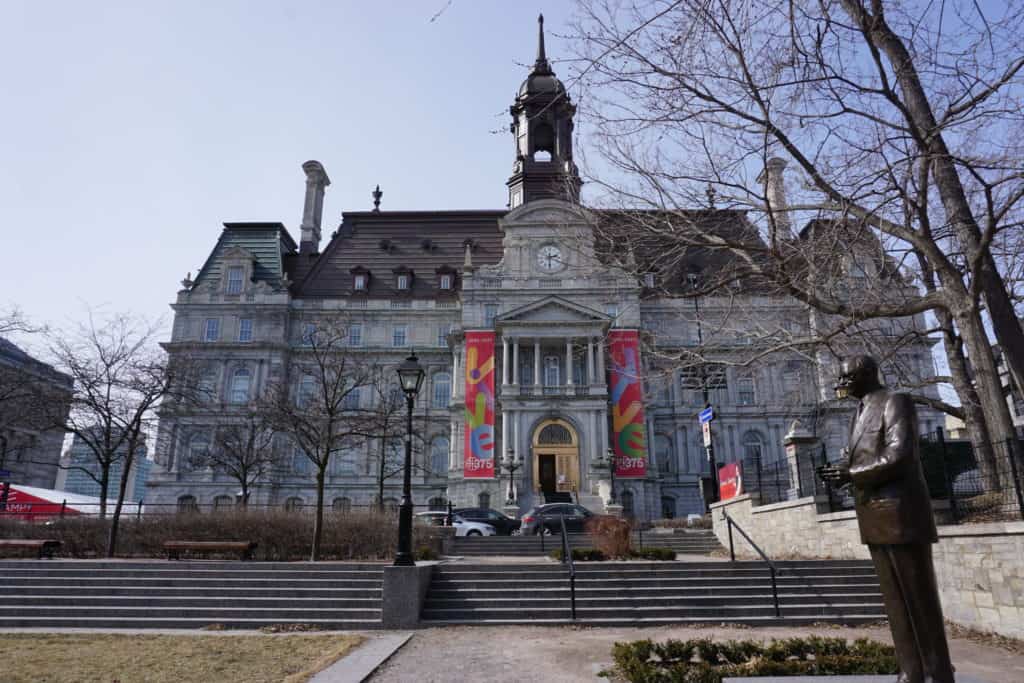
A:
[[0, 577, 383, 588], [419, 614, 885, 627], [2, 595, 382, 608], [0, 617, 383, 629], [0, 585, 381, 599], [0, 568, 385, 580], [429, 574, 878, 588], [0, 605, 382, 619], [422, 593, 884, 609], [420, 602, 885, 621], [426, 584, 883, 599]]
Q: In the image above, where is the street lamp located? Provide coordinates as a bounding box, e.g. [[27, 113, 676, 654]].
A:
[[501, 448, 523, 504], [596, 447, 617, 503], [394, 351, 425, 567], [687, 270, 719, 506]]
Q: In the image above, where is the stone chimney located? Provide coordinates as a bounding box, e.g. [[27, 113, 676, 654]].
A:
[[299, 160, 331, 254], [757, 157, 790, 232]]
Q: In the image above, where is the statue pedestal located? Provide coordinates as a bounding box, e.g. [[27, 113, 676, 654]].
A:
[[782, 420, 820, 502], [597, 478, 612, 504]]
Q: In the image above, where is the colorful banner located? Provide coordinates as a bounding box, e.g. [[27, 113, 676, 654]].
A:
[[609, 330, 647, 477], [464, 331, 496, 478], [719, 463, 743, 501]]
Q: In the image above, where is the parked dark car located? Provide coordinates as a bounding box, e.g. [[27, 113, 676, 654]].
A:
[[453, 508, 521, 536], [520, 503, 594, 535]]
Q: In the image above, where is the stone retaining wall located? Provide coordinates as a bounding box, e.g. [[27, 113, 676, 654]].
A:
[[711, 494, 1024, 639]]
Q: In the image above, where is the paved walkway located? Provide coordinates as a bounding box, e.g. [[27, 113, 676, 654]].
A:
[[368, 625, 1024, 683]]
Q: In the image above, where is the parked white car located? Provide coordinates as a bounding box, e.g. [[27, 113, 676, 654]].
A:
[[415, 511, 497, 537]]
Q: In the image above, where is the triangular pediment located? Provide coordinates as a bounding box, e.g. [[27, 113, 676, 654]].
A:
[[501, 198, 592, 227], [498, 296, 609, 325]]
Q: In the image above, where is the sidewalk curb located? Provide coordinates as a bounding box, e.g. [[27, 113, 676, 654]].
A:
[[309, 632, 414, 683]]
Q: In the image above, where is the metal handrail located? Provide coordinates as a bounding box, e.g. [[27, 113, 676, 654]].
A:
[[559, 514, 577, 621], [721, 510, 780, 617]]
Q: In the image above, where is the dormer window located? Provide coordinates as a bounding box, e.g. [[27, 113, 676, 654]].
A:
[[226, 267, 244, 294], [643, 273, 656, 288], [440, 274, 453, 290], [436, 266, 457, 293], [350, 267, 370, 292], [397, 274, 410, 290]]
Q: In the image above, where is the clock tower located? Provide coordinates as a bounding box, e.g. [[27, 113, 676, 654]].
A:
[[506, 15, 582, 209]]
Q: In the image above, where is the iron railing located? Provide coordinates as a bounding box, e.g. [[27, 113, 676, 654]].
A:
[[721, 510, 780, 617], [558, 513, 577, 621]]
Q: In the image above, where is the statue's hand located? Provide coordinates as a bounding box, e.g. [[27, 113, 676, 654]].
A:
[[818, 462, 852, 485]]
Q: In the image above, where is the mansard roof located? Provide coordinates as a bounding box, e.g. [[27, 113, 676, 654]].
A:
[[193, 222, 296, 290], [290, 210, 505, 298]]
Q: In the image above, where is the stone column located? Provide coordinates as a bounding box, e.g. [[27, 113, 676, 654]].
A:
[[449, 420, 457, 470], [566, 339, 574, 386], [587, 339, 594, 385], [452, 348, 462, 399], [782, 420, 819, 504], [501, 411, 509, 461], [502, 337, 510, 385], [512, 339, 520, 385], [596, 340, 606, 382], [534, 340, 541, 389]]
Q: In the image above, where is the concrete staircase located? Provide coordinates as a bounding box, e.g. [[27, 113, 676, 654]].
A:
[[0, 560, 384, 629], [450, 529, 724, 556], [421, 560, 885, 626]]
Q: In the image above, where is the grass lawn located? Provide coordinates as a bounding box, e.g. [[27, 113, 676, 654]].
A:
[[0, 633, 364, 683]]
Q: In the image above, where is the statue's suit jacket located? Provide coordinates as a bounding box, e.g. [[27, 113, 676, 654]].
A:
[[847, 388, 937, 546]]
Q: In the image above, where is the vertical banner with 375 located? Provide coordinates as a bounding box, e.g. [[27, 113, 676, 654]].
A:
[[609, 329, 647, 477], [464, 331, 495, 478]]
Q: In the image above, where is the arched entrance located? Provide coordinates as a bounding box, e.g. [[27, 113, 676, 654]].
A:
[[532, 419, 580, 497]]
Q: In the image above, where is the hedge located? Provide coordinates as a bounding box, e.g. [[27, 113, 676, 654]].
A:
[[603, 636, 897, 682], [549, 547, 677, 562], [0, 510, 441, 561]]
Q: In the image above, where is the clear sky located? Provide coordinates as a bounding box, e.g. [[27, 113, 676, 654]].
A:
[[1, 1, 577, 331]]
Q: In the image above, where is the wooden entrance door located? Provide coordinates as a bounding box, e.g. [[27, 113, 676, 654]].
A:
[[538, 454, 557, 495]]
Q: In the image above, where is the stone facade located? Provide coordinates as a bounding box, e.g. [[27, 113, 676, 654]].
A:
[[711, 494, 1024, 638], [144, 23, 943, 521]]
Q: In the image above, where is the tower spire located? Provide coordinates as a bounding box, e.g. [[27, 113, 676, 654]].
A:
[[534, 14, 551, 75]]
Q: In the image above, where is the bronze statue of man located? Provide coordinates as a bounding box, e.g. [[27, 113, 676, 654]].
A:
[[820, 355, 955, 683]]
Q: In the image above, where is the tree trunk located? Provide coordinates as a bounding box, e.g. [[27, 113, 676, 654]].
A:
[[955, 310, 1018, 490], [240, 482, 249, 508], [98, 464, 109, 520], [311, 466, 326, 561], [106, 451, 134, 558], [377, 440, 386, 514]]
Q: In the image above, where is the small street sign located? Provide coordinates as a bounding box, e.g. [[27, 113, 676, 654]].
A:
[[699, 407, 714, 424], [702, 421, 712, 448]]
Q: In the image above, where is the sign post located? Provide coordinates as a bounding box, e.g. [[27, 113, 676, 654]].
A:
[[698, 406, 719, 506]]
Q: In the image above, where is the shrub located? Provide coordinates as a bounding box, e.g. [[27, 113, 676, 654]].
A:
[[550, 547, 607, 562], [585, 515, 632, 558], [0, 510, 440, 561], [603, 636, 897, 682], [630, 547, 675, 561]]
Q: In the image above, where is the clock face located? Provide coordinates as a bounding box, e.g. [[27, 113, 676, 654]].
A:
[[537, 244, 563, 272]]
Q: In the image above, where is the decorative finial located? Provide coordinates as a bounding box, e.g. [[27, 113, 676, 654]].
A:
[[534, 14, 551, 74], [705, 184, 717, 209], [463, 242, 474, 272], [372, 185, 382, 212], [180, 272, 194, 290]]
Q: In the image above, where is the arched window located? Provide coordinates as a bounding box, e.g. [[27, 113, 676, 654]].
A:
[[198, 366, 218, 403], [660, 496, 676, 519], [177, 495, 198, 514], [229, 367, 252, 404], [284, 497, 303, 513], [430, 437, 449, 475], [332, 497, 351, 513], [655, 434, 674, 474], [428, 496, 447, 511], [478, 491, 491, 509], [432, 372, 451, 408], [620, 490, 635, 518], [292, 447, 311, 475], [742, 431, 764, 464], [213, 495, 234, 511], [334, 438, 359, 475], [185, 432, 210, 471], [386, 438, 403, 467], [537, 423, 573, 445]]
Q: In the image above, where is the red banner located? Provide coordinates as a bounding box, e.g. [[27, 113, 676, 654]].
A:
[[609, 330, 647, 477], [719, 463, 743, 501], [464, 331, 496, 478]]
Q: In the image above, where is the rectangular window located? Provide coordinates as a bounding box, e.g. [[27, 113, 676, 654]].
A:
[[544, 356, 560, 386], [238, 318, 253, 342], [343, 387, 361, 410], [226, 266, 244, 294], [737, 376, 755, 405], [204, 318, 220, 342], [643, 273, 656, 288], [484, 304, 499, 327], [354, 274, 367, 291], [397, 274, 410, 290], [301, 323, 317, 346], [439, 274, 453, 290], [348, 324, 362, 347], [437, 325, 450, 347], [392, 326, 407, 347], [604, 304, 619, 320]]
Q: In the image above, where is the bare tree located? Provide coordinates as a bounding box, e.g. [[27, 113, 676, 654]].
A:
[[187, 409, 282, 507], [570, 0, 1024, 468], [48, 311, 181, 556], [260, 317, 375, 561]]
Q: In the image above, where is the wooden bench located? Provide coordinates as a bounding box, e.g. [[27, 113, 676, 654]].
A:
[[163, 540, 257, 561], [0, 539, 62, 559]]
